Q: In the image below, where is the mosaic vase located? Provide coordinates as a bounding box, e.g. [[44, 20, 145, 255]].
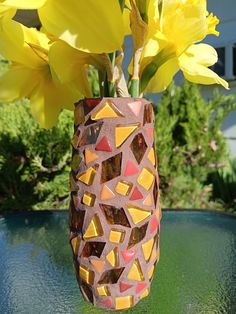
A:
[[69, 97, 161, 311]]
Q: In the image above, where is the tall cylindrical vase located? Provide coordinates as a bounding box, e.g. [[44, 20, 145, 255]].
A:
[[69, 98, 161, 311]]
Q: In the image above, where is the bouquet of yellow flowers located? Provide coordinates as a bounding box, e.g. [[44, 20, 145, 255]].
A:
[[0, 0, 227, 128], [0, 1, 228, 311]]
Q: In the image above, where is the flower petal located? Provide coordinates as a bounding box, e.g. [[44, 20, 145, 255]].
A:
[[1, 0, 46, 9], [179, 54, 229, 89], [146, 57, 179, 93], [0, 6, 16, 21], [38, 0, 125, 53], [0, 20, 48, 68], [184, 43, 218, 67], [0, 65, 38, 102]]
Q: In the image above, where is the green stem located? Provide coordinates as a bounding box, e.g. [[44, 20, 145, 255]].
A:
[[130, 79, 139, 98], [107, 52, 116, 97]]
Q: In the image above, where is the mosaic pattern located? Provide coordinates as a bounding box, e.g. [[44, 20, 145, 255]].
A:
[[70, 98, 161, 311]]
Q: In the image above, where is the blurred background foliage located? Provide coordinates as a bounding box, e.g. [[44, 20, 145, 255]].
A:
[[0, 59, 236, 213]]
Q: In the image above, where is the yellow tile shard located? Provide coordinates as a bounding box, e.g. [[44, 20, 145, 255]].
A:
[[115, 296, 134, 310], [147, 147, 156, 166], [142, 238, 155, 262], [97, 285, 111, 296], [77, 165, 98, 186], [79, 264, 95, 285], [106, 247, 119, 267], [115, 181, 133, 196], [109, 229, 125, 243], [127, 258, 144, 281], [100, 184, 115, 200], [127, 204, 151, 225], [82, 191, 96, 207], [83, 214, 104, 240], [71, 236, 81, 257], [91, 101, 124, 120], [115, 123, 140, 148], [137, 167, 154, 191], [143, 193, 153, 207], [148, 264, 155, 280], [140, 288, 150, 300]]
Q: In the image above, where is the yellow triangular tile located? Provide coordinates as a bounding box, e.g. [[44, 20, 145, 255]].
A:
[[83, 214, 104, 240], [85, 149, 98, 165], [106, 247, 119, 267], [140, 288, 150, 300], [100, 184, 115, 200], [90, 259, 105, 273], [147, 148, 156, 166], [148, 265, 155, 280], [115, 123, 140, 148], [76, 165, 98, 186], [143, 193, 153, 207], [71, 236, 81, 257], [91, 101, 124, 120], [142, 238, 155, 261], [137, 167, 154, 191], [127, 204, 151, 225], [150, 245, 157, 261], [127, 259, 144, 281]]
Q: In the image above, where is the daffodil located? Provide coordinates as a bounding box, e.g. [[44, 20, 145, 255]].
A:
[[0, 1, 16, 22], [0, 0, 125, 53], [0, 20, 83, 128], [140, 0, 228, 93]]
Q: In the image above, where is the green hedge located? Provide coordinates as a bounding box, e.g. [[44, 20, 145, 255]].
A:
[[0, 81, 236, 212]]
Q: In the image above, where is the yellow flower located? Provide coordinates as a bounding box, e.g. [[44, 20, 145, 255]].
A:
[[141, 0, 228, 93], [0, 0, 125, 53], [0, 2, 16, 22], [0, 20, 83, 128]]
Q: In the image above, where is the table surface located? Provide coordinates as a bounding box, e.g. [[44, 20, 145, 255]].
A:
[[0, 211, 236, 314]]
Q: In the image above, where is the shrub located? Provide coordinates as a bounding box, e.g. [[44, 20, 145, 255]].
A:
[[154, 81, 236, 211]]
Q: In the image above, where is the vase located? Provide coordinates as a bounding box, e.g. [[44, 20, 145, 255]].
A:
[[69, 97, 161, 311]]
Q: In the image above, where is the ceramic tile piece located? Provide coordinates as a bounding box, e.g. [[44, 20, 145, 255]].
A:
[[79, 264, 95, 285], [84, 116, 97, 126], [82, 191, 96, 207], [81, 241, 106, 258], [84, 98, 101, 115], [127, 204, 152, 225], [150, 246, 157, 262], [97, 286, 111, 296], [148, 265, 155, 280], [91, 101, 124, 120], [79, 122, 103, 147], [143, 103, 153, 125], [84, 149, 98, 165], [140, 288, 150, 299], [77, 165, 98, 186], [71, 236, 81, 257], [101, 153, 122, 183], [99, 204, 131, 227], [109, 229, 125, 243], [121, 248, 135, 264], [115, 181, 133, 196], [153, 177, 158, 206], [136, 282, 147, 293], [70, 174, 79, 192], [137, 167, 155, 191], [100, 185, 116, 201], [74, 103, 85, 126], [69, 207, 85, 233], [129, 187, 143, 201], [127, 258, 144, 281], [142, 238, 155, 262], [146, 127, 154, 142], [90, 259, 105, 273], [150, 216, 159, 233], [71, 130, 81, 149], [95, 136, 112, 152], [83, 214, 104, 240], [119, 282, 133, 292], [130, 133, 148, 164], [71, 154, 82, 172], [98, 267, 125, 284], [115, 123, 140, 148], [147, 147, 156, 166], [128, 100, 143, 116], [124, 160, 139, 177], [143, 193, 153, 207], [115, 296, 134, 310], [80, 282, 94, 304], [101, 298, 112, 308], [128, 223, 148, 249], [106, 247, 119, 267]]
